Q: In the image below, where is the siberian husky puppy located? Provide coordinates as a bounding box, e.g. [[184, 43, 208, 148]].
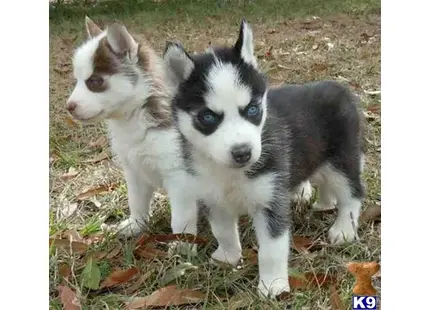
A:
[[65, 17, 199, 247], [163, 20, 365, 297]]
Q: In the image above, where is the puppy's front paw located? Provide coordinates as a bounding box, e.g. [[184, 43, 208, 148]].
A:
[[328, 217, 358, 245], [115, 218, 147, 239], [168, 241, 198, 256], [258, 277, 290, 299], [210, 247, 242, 266]]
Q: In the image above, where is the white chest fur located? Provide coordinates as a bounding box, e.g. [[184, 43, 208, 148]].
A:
[[194, 160, 276, 215], [107, 117, 183, 189]]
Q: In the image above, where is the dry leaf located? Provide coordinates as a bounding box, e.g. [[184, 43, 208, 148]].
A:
[[360, 204, 381, 223], [107, 245, 122, 260], [136, 233, 208, 247], [58, 263, 72, 278], [65, 115, 79, 128], [330, 284, 346, 310], [76, 184, 117, 201], [242, 248, 258, 265], [292, 236, 321, 252], [58, 285, 81, 310], [60, 202, 78, 218], [89, 136, 108, 148], [50, 238, 88, 254], [84, 152, 110, 164], [127, 285, 206, 309], [367, 105, 381, 114], [101, 267, 139, 288], [159, 263, 198, 286], [59, 167, 80, 182], [134, 247, 169, 260], [289, 272, 337, 290], [124, 270, 154, 295]]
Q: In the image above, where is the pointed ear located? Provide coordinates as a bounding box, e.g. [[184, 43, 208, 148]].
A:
[[106, 23, 139, 63], [234, 19, 258, 68], [163, 41, 195, 86], [85, 16, 102, 39]]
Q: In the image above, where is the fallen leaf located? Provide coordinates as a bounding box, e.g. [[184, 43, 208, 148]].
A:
[[89, 136, 108, 148], [330, 284, 346, 310], [292, 236, 321, 252], [59, 167, 80, 182], [134, 246, 169, 260], [84, 152, 110, 164], [127, 285, 206, 309], [311, 62, 329, 72], [58, 263, 72, 278], [289, 272, 337, 290], [49, 238, 89, 254], [227, 292, 254, 309], [242, 248, 258, 265], [136, 233, 208, 247], [65, 115, 79, 128], [367, 105, 381, 114], [124, 270, 154, 295], [76, 184, 117, 201], [81, 258, 101, 290], [58, 285, 81, 310], [158, 263, 198, 286], [360, 204, 381, 223], [101, 267, 139, 288], [62, 230, 85, 242], [60, 202, 78, 218], [107, 245, 122, 260]]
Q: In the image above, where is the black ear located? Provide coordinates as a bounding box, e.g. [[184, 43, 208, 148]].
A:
[[234, 18, 258, 68], [163, 41, 195, 87]]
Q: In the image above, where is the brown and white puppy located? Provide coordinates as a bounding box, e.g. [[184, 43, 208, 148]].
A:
[[66, 17, 199, 247]]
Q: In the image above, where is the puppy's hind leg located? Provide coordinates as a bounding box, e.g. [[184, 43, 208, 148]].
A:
[[322, 162, 364, 245], [292, 180, 313, 204]]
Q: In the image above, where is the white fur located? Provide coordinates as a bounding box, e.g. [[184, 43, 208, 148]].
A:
[[177, 64, 266, 167], [67, 24, 199, 252], [253, 211, 290, 297], [309, 163, 361, 244], [240, 22, 258, 68]]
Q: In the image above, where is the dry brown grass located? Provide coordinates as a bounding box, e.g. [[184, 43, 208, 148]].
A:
[[49, 7, 380, 309]]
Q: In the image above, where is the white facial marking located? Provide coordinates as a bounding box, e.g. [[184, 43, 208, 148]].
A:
[[177, 62, 265, 167], [204, 62, 251, 111]]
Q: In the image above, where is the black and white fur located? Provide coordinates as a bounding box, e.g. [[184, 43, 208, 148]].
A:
[[163, 20, 365, 298]]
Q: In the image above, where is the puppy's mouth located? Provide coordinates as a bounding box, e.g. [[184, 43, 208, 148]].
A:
[[70, 110, 105, 123]]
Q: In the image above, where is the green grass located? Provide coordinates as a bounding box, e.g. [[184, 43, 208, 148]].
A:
[[49, 0, 381, 308]]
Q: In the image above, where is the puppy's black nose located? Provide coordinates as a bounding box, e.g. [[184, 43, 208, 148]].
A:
[[231, 144, 252, 164]]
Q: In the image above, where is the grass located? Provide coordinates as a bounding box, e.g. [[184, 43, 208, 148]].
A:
[[49, 0, 381, 309]]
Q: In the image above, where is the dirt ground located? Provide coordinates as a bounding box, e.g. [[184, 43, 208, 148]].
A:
[[49, 2, 381, 309]]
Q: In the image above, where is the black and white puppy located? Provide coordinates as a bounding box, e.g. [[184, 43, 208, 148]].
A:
[[163, 20, 365, 298]]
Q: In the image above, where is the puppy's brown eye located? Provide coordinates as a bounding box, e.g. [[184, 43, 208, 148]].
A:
[[85, 75, 106, 92]]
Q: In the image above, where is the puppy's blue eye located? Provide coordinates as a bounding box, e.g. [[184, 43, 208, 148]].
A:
[[203, 114, 216, 123], [247, 105, 259, 116]]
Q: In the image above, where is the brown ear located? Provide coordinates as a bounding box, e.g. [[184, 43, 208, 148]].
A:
[[85, 16, 102, 39]]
